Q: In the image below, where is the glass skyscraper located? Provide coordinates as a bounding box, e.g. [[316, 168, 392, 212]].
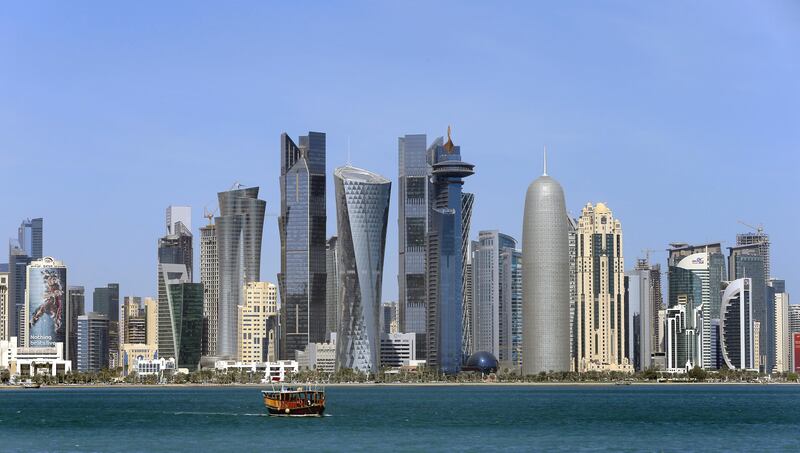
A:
[[668, 242, 726, 369], [728, 244, 770, 373], [8, 217, 42, 339], [68, 286, 85, 369], [325, 236, 339, 341], [77, 312, 109, 373], [158, 263, 203, 370], [426, 130, 474, 374], [278, 131, 326, 359], [333, 165, 391, 373], [471, 231, 517, 362], [398, 133, 429, 359], [720, 278, 755, 370], [215, 186, 266, 358]]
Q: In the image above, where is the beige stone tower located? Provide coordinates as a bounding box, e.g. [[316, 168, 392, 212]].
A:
[[576, 203, 633, 373], [237, 282, 277, 364]]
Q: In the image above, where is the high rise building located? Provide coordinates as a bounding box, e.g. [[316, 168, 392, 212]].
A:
[[567, 216, 578, 369], [720, 278, 755, 371], [93, 283, 120, 368], [575, 203, 632, 373], [77, 312, 109, 372], [501, 247, 523, 368], [325, 236, 339, 342], [0, 265, 8, 342], [728, 244, 771, 373], [771, 280, 790, 373], [382, 301, 398, 336], [8, 239, 33, 338], [426, 130, 474, 374], [67, 286, 85, 369], [460, 192, 475, 359], [17, 218, 43, 260], [199, 220, 219, 356], [334, 165, 391, 374], [22, 257, 67, 349], [166, 206, 192, 236], [522, 151, 569, 375], [216, 185, 265, 358], [92, 283, 120, 322], [626, 260, 654, 371], [463, 246, 474, 357], [238, 281, 278, 364], [121, 296, 147, 345], [144, 297, 158, 346], [8, 218, 42, 339], [278, 131, 327, 360], [668, 243, 726, 369], [158, 264, 203, 370], [471, 231, 517, 363], [649, 263, 664, 352], [665, 301, 703, 372], [397, 133, 429, 350], [736, 229, 770, 280]]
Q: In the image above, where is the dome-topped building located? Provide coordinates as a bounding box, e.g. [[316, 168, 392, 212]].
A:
[[522, 149, 570, 375]]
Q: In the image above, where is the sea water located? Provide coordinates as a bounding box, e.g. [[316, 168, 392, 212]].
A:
[[1, 385, 799, 452]]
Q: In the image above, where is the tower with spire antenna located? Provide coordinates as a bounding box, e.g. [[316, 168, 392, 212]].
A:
[[522, 147, 570, 374]]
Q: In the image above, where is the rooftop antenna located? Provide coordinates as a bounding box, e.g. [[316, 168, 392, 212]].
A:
[[543, 145, 548, 176], [347, 136, 352, 166]]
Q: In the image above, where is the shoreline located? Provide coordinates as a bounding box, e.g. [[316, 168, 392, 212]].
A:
[[2, 381, 796, 390]]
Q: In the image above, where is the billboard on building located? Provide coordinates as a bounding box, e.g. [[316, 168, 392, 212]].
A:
[[28, 266, 67, 347], [794, 333, 800, 373]]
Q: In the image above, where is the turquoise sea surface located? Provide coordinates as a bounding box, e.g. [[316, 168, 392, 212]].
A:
[[1, 385, 799, 452]]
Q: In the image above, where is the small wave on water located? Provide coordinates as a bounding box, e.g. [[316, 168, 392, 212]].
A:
[[172, 411, 268, 417]]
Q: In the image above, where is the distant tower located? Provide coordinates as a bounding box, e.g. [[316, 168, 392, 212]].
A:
[[77, 312, 109, 373], [0, 267, 8, 342], [397, 133, 430, 359], [166, 206, 192, 236], [522, 149, 570, 374], [8, 217, 42, 339], [158, 263, 203, 370], [576, 203, 632, 373], [334, 165, 391, 374], [278, 131, 327, 359], [215, 186, 266, 358], [325, 236, 339, 341], [728, 244, 770, 373], [471, 230, 517, 362], [67, 286, 85, 369], [22, 257, 68, 349], [720, 278, 755, 370], [426, 128, 474, 374], [200, 213, 219, 357]]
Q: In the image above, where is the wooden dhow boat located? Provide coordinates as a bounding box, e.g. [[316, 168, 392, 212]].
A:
[[262, 385, 325, 417]]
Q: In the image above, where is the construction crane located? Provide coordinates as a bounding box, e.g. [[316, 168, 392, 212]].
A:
[[203, 206, 218, 225], [737, 220, 765, 235], [641, 248, 658, 264]]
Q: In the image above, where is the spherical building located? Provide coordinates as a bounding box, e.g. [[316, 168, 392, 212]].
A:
[[522, 152, 570, 375], [463, 351, 499, 374]]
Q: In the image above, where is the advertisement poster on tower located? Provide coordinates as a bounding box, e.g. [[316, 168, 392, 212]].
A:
[[28, 267, 67, 348]]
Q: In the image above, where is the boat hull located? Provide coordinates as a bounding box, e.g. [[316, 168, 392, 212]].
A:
[[266, 405, 325, 417], [262, 389, 326, 417]]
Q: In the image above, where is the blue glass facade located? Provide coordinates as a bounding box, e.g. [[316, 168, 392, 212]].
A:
[[426, 133, 474, 374], [279, 132, 327, 359]]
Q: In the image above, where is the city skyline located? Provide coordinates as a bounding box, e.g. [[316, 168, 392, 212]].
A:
[[2, 2, 798, 304]]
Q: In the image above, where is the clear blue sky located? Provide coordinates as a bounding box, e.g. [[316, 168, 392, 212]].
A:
[[2, 1, 798, 308]]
